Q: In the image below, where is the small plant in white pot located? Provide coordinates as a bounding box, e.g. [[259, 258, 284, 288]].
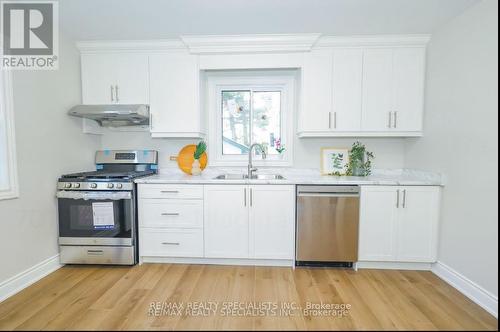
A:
[[346, 141, 375, 177]]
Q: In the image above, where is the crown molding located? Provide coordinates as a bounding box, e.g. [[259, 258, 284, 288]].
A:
[[75, 34, 430, 54], [180, 33, 322, 54], [76, 39, 186, 53], [315, 34, 431, 48]]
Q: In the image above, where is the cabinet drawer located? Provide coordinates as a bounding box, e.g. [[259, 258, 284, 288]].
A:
[[139, 199, 203, 228], [138, 184, 203, 199], [140, 229, 203, 258]]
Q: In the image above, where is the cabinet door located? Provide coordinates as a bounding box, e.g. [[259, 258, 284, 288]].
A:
[[204, 185, 249, 258], [359, 186, 399, 261], [81, 54, 116, 104], [392, 48, 425, 132], [149, 53, 201, 137], [332, 49, 363, 131], [249, 185, 295, 260], [299, 50, 333, 133], [114, 54, 149, 104], [361, 49, 394, 131], [396, 186, 440, 262]]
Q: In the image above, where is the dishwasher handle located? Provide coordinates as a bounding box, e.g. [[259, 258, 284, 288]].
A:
[[297, 192, 359, 198], [297, 185, 360, 196]]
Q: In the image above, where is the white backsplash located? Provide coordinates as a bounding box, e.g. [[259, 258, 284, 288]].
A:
[[100, 131, 408, 171]]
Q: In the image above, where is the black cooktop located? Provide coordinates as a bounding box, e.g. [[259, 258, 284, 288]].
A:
[[61, 170, 155, 181]]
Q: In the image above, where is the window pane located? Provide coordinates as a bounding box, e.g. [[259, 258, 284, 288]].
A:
[[252, 91, 281, 155], [222, 91, 251, 155]]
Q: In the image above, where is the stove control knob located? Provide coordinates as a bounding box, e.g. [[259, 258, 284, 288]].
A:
[[116, 183, 123, 189], [73, 183, 81, 188], [90, 183, 97, 189], [64, 183, 72, 189], [107, 183, 114, 189]]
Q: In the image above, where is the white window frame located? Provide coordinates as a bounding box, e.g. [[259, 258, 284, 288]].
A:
[[206, 71, 295, 167], [0, 70, 19, 200]]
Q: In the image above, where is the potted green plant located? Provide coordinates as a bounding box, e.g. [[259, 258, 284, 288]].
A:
[[346, 141, 374, 177], [191, 141, 207, 176]]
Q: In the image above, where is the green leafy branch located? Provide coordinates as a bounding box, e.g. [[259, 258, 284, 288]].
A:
[[194, 141, 207, 160]]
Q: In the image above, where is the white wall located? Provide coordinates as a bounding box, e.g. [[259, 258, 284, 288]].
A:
[[0, 35, 99, 283], [405, 0, 498, 297]]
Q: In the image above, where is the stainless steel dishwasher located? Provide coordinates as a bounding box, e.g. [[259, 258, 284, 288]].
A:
[[296, 185, 360, 267]]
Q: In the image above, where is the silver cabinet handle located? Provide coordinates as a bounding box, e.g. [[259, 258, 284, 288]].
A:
[[115, 85, 119, 102], [394, 111, 398, 129], [396, 189, 400, 208], [161, 213, 180, 216], [244, 188, 247, 207], [87, 250, 104, 256], [402, 189, 407, 208], [388, 112, 392, 128], [161, 242, 180, 246], [328, 112, 332, 129], [250, 188, 253, 207], [160, 190, 179, 193], [110, 85, 114, 102], [334, 112, 337, 129]]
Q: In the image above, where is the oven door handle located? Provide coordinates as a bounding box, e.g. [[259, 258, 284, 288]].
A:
[[56, 191, 132, 201]]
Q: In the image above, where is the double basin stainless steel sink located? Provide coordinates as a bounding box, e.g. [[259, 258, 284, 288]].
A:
[[214, 174, 286, 180]]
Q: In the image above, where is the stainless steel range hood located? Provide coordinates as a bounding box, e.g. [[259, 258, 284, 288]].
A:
[[68, 104, 150, 127]]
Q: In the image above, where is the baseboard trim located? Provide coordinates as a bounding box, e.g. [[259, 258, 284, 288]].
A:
[[356, 261, 433, 271], [140, 256, 294, 267], [432, 261, 498, 318], [0, 254, 63, 303]]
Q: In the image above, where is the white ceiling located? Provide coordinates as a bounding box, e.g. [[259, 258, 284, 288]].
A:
[[60, 0, 481, 41]]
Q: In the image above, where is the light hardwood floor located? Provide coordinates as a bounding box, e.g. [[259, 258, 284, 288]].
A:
[[0, 264, 497, 331]]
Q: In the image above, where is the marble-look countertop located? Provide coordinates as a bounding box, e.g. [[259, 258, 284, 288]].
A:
[[135, 168, 444, 186]]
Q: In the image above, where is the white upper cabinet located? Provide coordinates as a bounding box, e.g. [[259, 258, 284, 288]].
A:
[[361, 49, 395, 132], [332, 49, 363, 131], [361, 47, 426, 133], [81, 53, 149, 105], [299, 50, 333, 133], [299, 44, 427, 137], [300, 48, 363, 135], [149, 53, 204, 138], [359, 186, 440, 263], [392, 48, 426, 132]]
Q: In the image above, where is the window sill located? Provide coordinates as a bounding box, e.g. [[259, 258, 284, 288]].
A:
[[0, 188, 19, 201]]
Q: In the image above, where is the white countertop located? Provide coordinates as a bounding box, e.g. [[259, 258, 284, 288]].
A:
[[135, 168, 444, 186]]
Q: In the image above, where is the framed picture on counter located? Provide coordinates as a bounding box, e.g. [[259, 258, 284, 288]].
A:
[[320, 147, 350, 175]]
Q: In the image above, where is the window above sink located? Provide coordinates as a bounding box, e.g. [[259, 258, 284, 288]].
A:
[[205, 70, 296, 167]]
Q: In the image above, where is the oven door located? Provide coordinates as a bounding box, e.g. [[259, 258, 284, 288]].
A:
[[57, 190, 135, 246]]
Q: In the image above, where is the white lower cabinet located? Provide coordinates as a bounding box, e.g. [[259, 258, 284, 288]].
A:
[[140, 228, 204, 258], [204, 185, 250, 259], [138, 183, 439, 266], [138, 184, 204, 259], [249, 186, 295, 259], [204, 185, 295, 260], [359, 186, 441, 263], [138, 184, 295, 263]]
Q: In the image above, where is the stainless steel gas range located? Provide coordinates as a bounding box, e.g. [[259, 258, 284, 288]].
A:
[[56, 150, 158, 265]]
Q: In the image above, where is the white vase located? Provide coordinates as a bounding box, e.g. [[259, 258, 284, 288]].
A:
[[191, 159, 202, 176]]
